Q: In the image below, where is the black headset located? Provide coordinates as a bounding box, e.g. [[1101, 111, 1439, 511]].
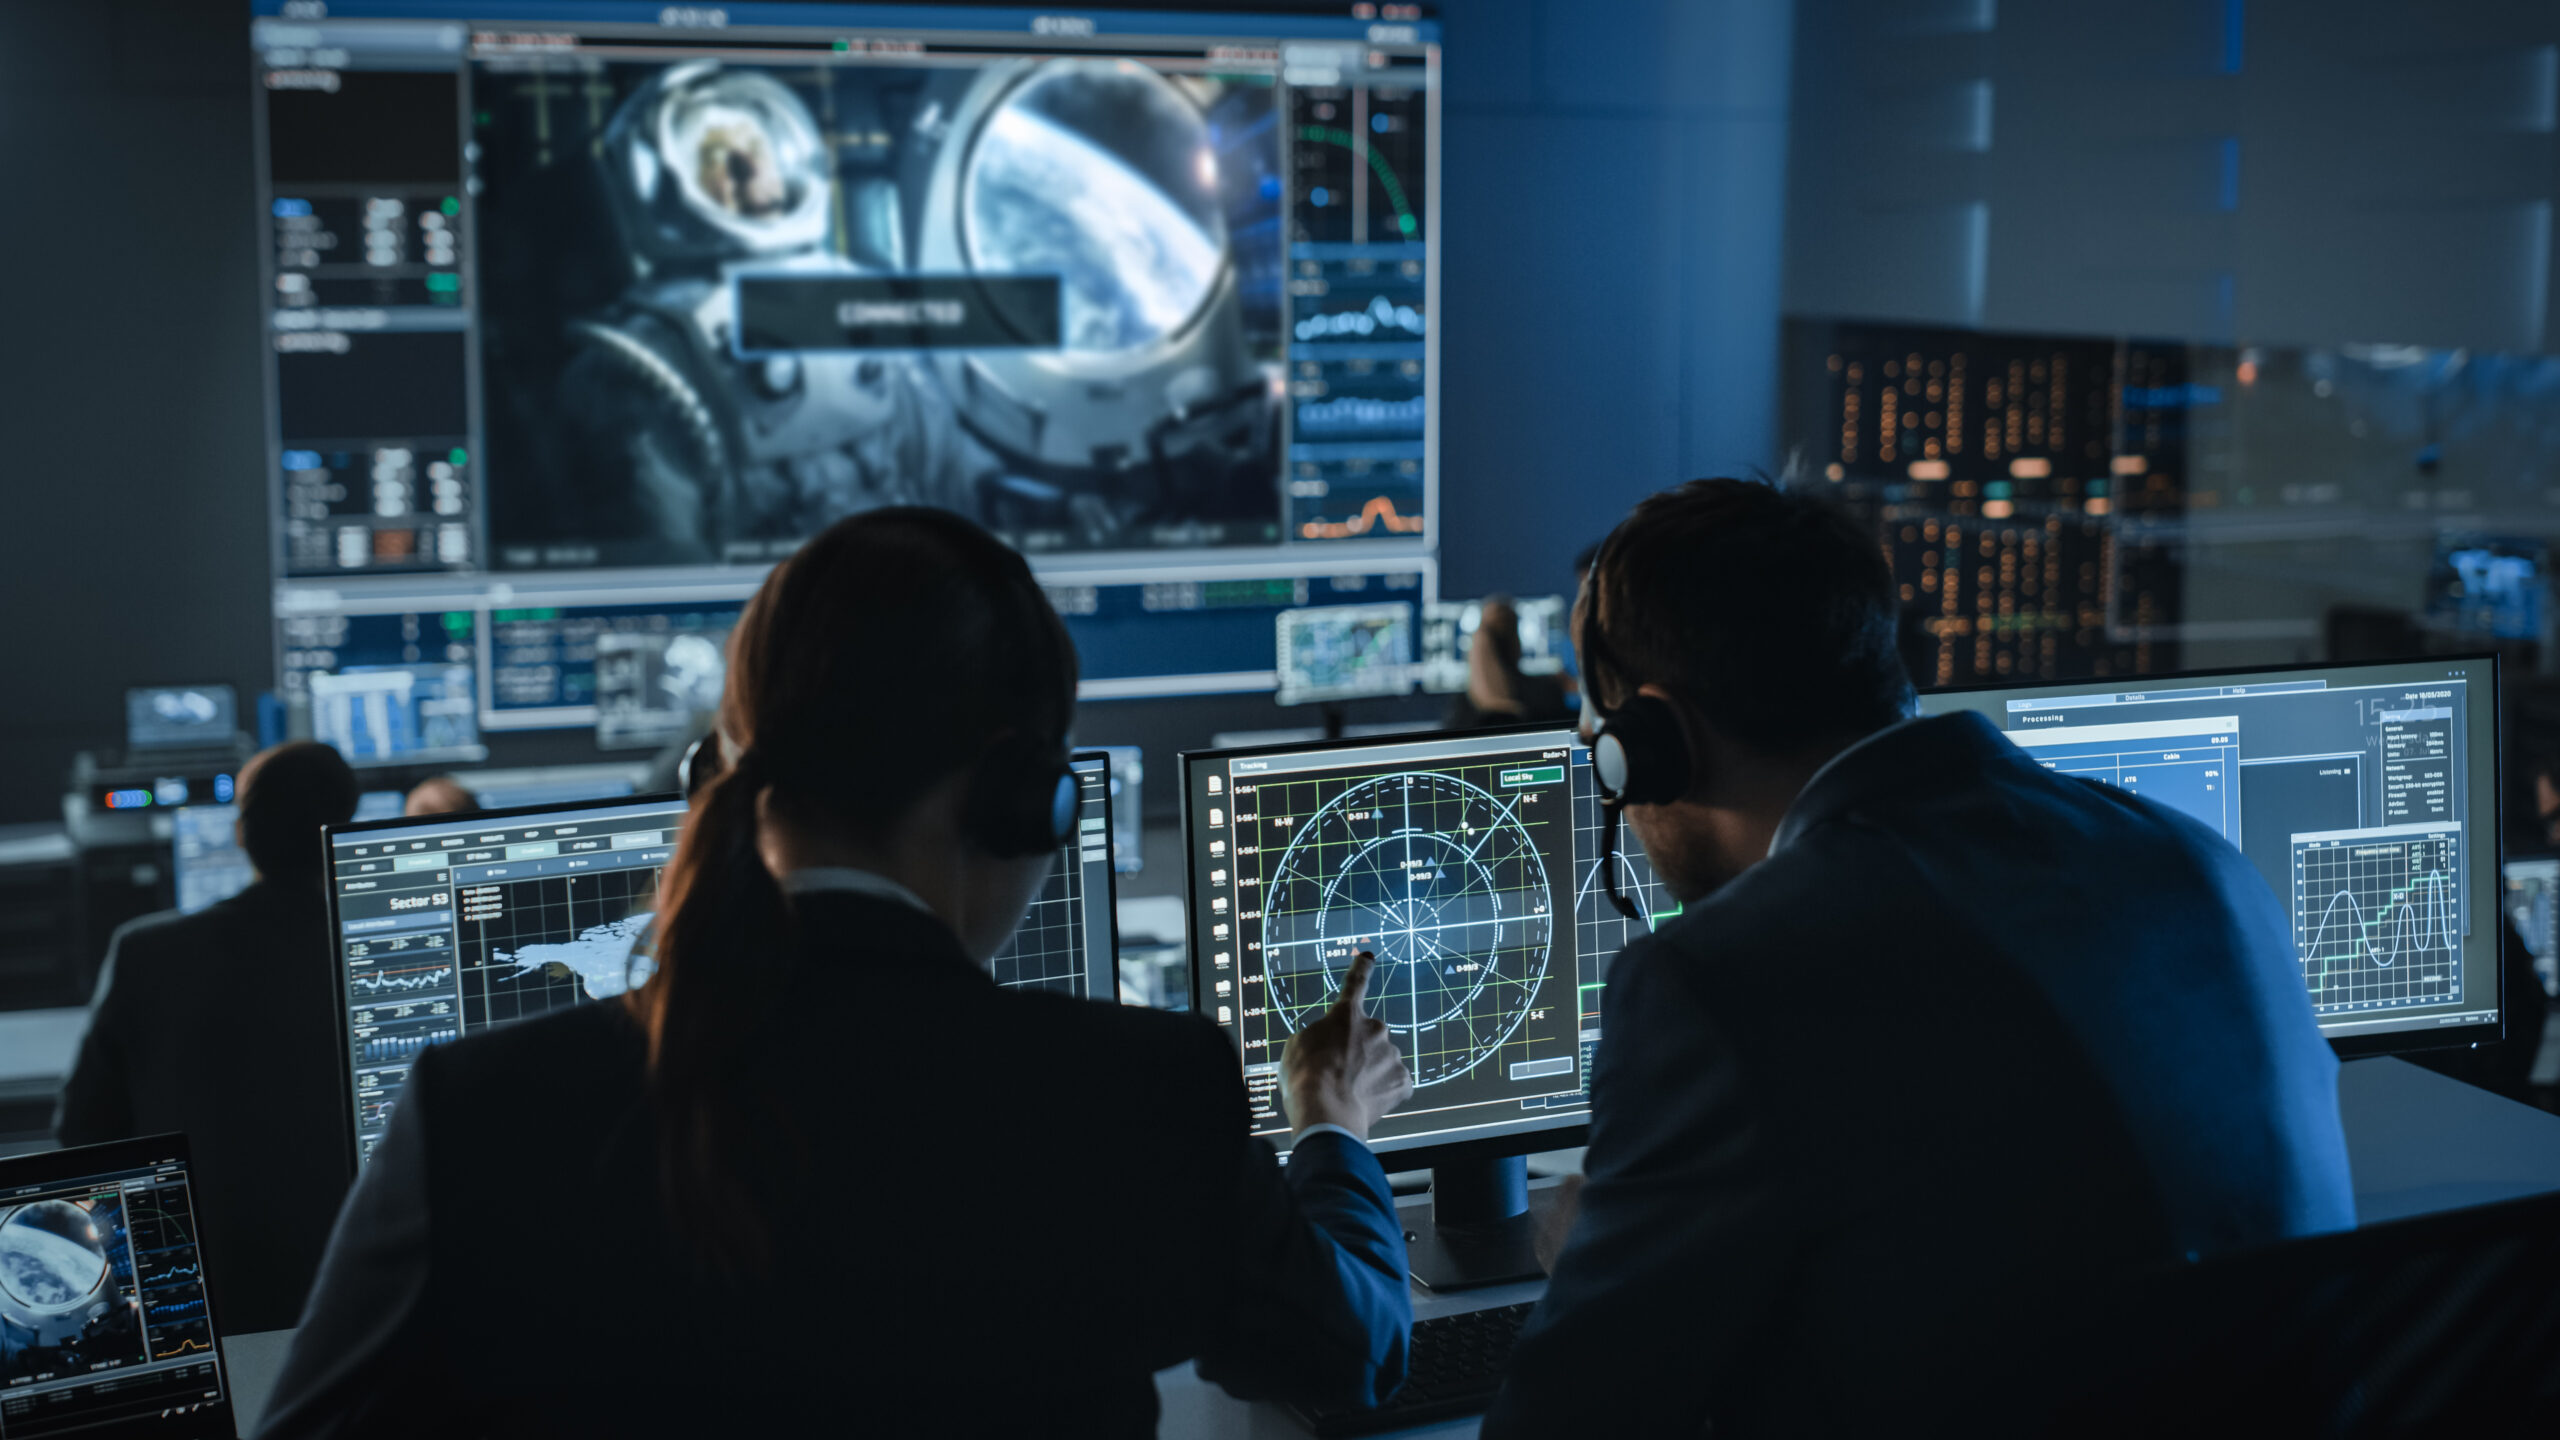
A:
[[1579, 529, 1697, 922], [963, 733, 1080, 859]]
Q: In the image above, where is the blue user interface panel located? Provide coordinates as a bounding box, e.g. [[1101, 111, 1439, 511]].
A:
[[1921, 657, 2501, 1047], [255, 2, 1442, 717]]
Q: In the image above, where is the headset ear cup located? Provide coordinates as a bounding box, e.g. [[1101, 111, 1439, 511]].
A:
[[966, 736, 1077, 858], [1047, 771, 1079, 849], [1598, 695, 1693, 806]]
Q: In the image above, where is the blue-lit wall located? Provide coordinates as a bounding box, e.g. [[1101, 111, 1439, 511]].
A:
[[1435, 0, 1797, 599]]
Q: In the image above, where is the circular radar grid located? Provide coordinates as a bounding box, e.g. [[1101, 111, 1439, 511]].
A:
[[1263, 771, 1554, 1086]]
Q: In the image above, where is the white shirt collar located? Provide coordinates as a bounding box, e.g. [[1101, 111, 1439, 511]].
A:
[[1767, 717, 1920, 858], [777, 866, 936, 918]]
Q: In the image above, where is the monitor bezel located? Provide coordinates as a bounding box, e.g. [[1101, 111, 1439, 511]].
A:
[[1065, 749, 1128, 1002], [1179, 718, 1594, 1165], [0, 1132, 237, 1439], [318, 789, 688, 1176], [1921, 651, 2505, 1060]]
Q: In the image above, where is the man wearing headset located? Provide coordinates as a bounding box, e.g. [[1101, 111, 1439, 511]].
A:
[[1483, 479, 2353, 1436]]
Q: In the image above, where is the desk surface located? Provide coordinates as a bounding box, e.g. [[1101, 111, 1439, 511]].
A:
[[216, 1056, 2560, 1439]]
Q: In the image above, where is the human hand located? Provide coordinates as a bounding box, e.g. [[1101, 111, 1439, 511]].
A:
[[1281, 951, 1414, 1140]]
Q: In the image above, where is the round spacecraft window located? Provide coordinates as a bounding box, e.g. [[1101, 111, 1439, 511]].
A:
[[962, 59, 1229, 357], [0, 1201, 110, 1315]]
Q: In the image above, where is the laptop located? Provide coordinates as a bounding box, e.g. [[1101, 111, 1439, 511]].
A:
[[0, 1134, 232, 1438]]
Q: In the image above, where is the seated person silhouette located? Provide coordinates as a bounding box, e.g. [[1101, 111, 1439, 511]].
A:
[[57, 740, 360, 1333], [258, 510, 1414, 1437], [1484, 479, 2354, 1437], [1444, 596, 1574, 728]]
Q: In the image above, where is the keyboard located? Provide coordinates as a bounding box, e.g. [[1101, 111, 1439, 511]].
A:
[[1289, 1301, 1535, 1436]]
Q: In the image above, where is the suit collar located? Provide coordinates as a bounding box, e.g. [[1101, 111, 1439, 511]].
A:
[[1769, 711, 2023, 853], [786, 889, 989, 989]]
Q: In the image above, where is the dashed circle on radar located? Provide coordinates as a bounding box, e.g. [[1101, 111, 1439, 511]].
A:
[[1261, 771, 1554, 1087]]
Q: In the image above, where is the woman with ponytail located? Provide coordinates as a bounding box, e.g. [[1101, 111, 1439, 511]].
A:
[[259, 510, 1416, 1438]]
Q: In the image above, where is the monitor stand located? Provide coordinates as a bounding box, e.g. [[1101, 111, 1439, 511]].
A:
[[1405, 1154, 1563, 1292]]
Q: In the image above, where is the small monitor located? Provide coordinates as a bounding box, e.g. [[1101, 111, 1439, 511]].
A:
[[1918, 656, 2502, 1055], [0, 1134, 234, 1437], [1274, 603, 1414, 707], [461, 766, 634, 811], [594, 628, 730, 751], [353, 790, 407, 821], [125, 684, 237, 753], [309, 664, 485, 767], [171, 805, 254, 915], [1418, 597, 1570, 694], [325, 793, 686, 1164], [987, 753, 1122, 999], [1097, 745, 1145, 874], [2505, 854, 2560, 1001], [1182, 726, 1662, 1162], [2429, 538, 2545, 640]]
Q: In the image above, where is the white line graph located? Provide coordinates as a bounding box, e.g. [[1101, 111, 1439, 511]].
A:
[[2292, 821, 2462, 1013]]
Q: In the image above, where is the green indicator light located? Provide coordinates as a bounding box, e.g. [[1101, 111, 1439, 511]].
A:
[[1397, 213, 1417, 235], [442, 196, 460, 215], [424, 272, 460, 293], [448, 447, 468, 465], [442, 612, 473, 633], [832, 37, 849, 50], [494, 608, 561, 622]]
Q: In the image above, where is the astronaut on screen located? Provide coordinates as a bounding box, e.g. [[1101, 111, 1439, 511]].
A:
[[560, 62, 975, 561], [553, 57, 1279, 563]]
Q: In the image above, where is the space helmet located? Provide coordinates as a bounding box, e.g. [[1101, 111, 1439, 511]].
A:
[[600, 60, 834, 269]]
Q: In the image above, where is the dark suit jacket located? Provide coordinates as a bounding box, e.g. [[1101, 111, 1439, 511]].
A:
[[1485, 712, 2355, 1438], [55, 876, 350, 1335], [256, 891, 1409, 1438]]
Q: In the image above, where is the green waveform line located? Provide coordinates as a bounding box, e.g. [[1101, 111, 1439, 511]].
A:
[[1297, 125, 1417, 235]]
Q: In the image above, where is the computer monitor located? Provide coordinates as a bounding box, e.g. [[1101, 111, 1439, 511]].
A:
[[353, 790, 407, 821], [255, 4, 1443, 711], [1183, 724, 1661, 1286], [986, 753, 1121, 999], [171, 804, 254, 916], [2505, 854, 2560, 1000], [1097, 745, 1146, 875], [593, 627, 731, 752], [1918, 656, 2503, 1056], [308, 664, 486, 767], [125, 684, 238, 754], [1417, 597, 1569, 694], [1274, 603, 1415, 707], [324, 793, 687, 1164], [0, 1134, 234, 1437]]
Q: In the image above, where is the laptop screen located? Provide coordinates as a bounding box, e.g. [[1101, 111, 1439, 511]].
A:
[[0, 1135, 230, 1438]]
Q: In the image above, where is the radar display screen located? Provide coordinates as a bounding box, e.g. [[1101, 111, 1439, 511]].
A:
[[1187, 727, 1657, 1154]]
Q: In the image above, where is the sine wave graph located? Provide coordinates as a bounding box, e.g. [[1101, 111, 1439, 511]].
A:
[[2291, 822, 2462, 1013]]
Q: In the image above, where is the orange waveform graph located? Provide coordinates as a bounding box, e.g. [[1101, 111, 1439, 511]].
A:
[[1299, 496, 1425, 540]]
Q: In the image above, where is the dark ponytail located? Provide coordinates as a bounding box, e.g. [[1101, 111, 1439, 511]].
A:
[[623, 509, 1075, 1279]]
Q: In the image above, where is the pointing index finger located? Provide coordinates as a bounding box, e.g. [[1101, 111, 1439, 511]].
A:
[[1341, 951, 1376, 1012]]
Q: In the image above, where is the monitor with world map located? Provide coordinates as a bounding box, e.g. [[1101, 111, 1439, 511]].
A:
[[324, 793, 687, 1165]]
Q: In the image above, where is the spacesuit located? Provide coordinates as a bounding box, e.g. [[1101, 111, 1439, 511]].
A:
[[558, 56, 1276, 561], [561, 62, 976, 562]]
